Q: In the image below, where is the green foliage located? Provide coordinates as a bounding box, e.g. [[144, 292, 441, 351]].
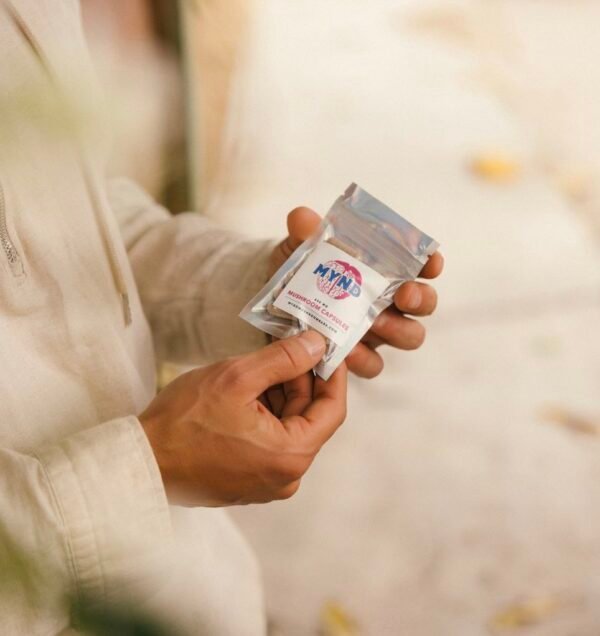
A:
[[0, 524, 179, 635], [71, 594, 176, 636]]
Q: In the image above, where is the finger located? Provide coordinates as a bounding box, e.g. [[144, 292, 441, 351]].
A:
[[281, 372, 314, 418], [283, 362, 348, 447], [419, 252, 444, 279], [223, 331, 326, 400], [370, 310, 426, 350], [271, 207, 322, 271], [393, 282, 438, 316], [346, 343, 384, 379], [265, 385, 285, 418], [284, 207, 322, 253], [361, 332, 386, 350]]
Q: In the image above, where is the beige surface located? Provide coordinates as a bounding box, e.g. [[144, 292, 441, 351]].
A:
[[207, 1, 600, 634], [82, 0, 181, 200], [189, 0, 254, 207]]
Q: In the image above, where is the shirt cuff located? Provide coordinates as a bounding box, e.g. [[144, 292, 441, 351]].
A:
[[35, 416, 172, 602]]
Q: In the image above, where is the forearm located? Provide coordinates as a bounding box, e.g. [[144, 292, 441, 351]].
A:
[[109, 178, 271, 364]]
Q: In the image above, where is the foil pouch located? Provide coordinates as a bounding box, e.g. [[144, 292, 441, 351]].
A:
[[240, 183, 439, 379]]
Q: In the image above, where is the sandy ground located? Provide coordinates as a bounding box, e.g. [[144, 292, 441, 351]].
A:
[[205, 1, 600, 634]]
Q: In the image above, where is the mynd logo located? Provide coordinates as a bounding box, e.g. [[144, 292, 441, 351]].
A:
[[313, 260, 362, 299]]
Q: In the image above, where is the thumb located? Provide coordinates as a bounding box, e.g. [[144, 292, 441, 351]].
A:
[[285, 207, 322, 253], [228, 331, 326, 400], [270, 208, 321, 275]]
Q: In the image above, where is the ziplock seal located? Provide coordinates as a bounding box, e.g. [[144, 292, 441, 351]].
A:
[[240, 183, 439, 379]]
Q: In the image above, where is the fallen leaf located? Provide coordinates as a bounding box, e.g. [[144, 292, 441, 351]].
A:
[[319, 601, 359, 636], [489, 595, 563, 632], [539, 405, 600, 436], [470, 153, 521, 183], [553, 169, 592, 203]]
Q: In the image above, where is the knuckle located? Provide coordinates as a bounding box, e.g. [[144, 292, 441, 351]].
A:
[[285, 385, 311, 402], [275, 340, 304, 372], [276, 481, 301, 501], [214, 358, 246, 390], [269, 454, 308, 483]]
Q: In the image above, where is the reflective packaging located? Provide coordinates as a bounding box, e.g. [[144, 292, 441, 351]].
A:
[[240, 183, 439, 379]]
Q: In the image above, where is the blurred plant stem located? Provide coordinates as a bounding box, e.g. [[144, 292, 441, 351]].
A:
[[0, 523, 178, 635], [71, 593, 175, 636]]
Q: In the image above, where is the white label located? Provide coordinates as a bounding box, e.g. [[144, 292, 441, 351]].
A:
[[273, 242, 389, 346]]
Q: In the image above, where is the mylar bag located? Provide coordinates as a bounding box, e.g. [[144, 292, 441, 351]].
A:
[[240, 183, 439, 379]]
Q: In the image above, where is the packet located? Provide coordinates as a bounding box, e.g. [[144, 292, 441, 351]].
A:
[[240, 183, 439, 380]]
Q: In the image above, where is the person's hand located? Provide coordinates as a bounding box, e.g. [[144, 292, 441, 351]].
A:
[[139, 331, 347, 506], [269, 207, 444, 379]]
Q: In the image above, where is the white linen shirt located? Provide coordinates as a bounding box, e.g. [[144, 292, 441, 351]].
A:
[[0, 1, 270, 633]]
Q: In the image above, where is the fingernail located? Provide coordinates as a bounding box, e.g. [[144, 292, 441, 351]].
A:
[[298, 331, 326, 357], [406, 286, 422, 310]]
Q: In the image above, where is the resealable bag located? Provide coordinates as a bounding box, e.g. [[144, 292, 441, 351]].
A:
[[240, 183, 439, 380]]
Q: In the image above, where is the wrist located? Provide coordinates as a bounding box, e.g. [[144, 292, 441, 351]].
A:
[[138, 413, 173, 499]]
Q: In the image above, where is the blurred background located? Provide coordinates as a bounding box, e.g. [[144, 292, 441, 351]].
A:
[[81, 1, 600, 634]]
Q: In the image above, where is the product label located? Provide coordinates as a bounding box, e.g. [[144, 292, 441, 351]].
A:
[[273, 242, 389, 346]]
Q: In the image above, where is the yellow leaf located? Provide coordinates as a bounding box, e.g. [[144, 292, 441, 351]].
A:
[[539, 405, 600, 436], [489, 595, 563, 632], [319, 601, 359, 636], [470, 153, 521, 183]]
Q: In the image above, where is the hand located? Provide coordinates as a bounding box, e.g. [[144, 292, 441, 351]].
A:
[[139, 331, 347, 506], [269, 207, 444, 379]]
